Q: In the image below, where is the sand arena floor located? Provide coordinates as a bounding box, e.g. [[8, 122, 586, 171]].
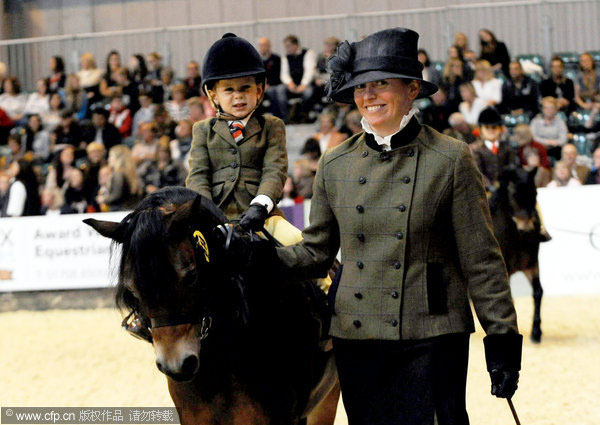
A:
[[1, 295, 599, 425]]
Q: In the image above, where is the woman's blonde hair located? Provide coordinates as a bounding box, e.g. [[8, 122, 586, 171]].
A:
[[541, 96, 558, 108], [80, 53, 97, 69], [443, 58, 463, 81], [474, 59, 493, 80], [108, 145, 139, 195]]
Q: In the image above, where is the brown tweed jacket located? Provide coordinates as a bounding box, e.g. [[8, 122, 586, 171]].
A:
[[186, 114, 288, 218], [277, 118, 519, 340]]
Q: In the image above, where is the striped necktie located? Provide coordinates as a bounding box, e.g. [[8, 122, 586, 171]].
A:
[[229, 121, 244, 143]]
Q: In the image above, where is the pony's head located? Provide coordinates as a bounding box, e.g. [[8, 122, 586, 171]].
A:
[[84, 187, 230, 382]]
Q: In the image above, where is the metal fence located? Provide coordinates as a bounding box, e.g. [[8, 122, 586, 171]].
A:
[[1, 0, 599, 91]]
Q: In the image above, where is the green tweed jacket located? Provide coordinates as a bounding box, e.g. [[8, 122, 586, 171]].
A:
[[277, 118, 519, 340], [186, 114, 288, 218]]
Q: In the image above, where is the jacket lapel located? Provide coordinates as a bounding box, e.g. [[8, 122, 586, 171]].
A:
[[212, 119, 237, 148], [238, 115, 262, 145]]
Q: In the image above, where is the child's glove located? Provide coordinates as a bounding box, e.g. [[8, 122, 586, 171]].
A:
[[239, 204, 268, 231]]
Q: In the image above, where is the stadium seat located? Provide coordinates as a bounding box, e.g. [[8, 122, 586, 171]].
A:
[[555, 52, 579, 65], [432, 61, 445, 74], [570, 133, 594, 157], [502, 113, 530, 128], [517, 53, 545, 74], [567, 109, 591, 132]]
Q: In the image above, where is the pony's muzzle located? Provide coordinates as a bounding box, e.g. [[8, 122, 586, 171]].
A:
[[157, 354, 199, 382]]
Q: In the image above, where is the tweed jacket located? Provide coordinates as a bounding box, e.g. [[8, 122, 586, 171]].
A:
[[186, 114, 288, 218], [472, 141, 521, 189], [277, 118, 519, 340]]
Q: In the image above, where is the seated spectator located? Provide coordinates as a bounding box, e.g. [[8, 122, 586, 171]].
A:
[[463, 49, 478, 76], [47, 56, 66, 94], [91, 106, 122, 151], [541, 56, 575, 113], [316, 36, 339, 87], [453, 32, 469, 57], [501, 61, 539, 118], [64, 74, 87, 120], [41, 187, 72, 215], [187, 96, 212, 123], [0, 62, 5, 95], [512, 123, 551, 169], [140, 141, 186, 195], [561, 143, 590, 183], [574, 53, 600, 110], [418, 49, 442, 87], [345, 109, 363, 136], [522, 150, 552, 188], [4, 133, 25, 167], [584, 147, 600, 184], [151, 66, 175, 104], [24, 78, 51, 117], [41, 92, 63, 131], [5, 158, 41, 216], [165, 84, 190, 122], [146, 52, 163, 85], [0, 106, 14, 145], [313, 111, 345, 154], [299, 137, 321, 163], [80, 142, 106, 207], [448, 45, 473, 80], [0, 170, 11, 216], [170, 119, 193, 165], [584, 97, 600, 138], [183, 61, 202, 98], [459, 82, 487, 125], [442, 58, 467, 112], [443, 112, 477, 144], [62, 168, 87, 213], [478, 28, 510, 77], [152, 104, 176, 139], [95, 165, 112, 212], [258, 37, 282, 117], [100, 50, 122, 99], [420, 87, 452, 132], [276, 34, 318, 122], [547, 160, 582, 187], [96, 145, 140, 211], [132, 91, 155, 139], [46, 145, 76, 189], [128, 54, 148, 91], [278, 176, 300, 208], [472, 60, 502, 106], [530, 97, 568, 161], [113, 67, 140, 114], [292, 158, 316, 199], [108, 94, 132, 138], [24, 114, 51, 163], [132, 122, 158, 167], [77, 53, 103, 104], [52, 110, 84, 151], [0, 77, 27, 122]]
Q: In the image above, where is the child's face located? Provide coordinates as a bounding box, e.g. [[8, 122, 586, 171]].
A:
[[208, 76, 263, 119], [481, 124, 502, 142], [555, 164, 570, 181]]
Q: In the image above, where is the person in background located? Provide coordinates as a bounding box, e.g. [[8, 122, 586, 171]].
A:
[[524, 149, 552, 188], [113, 67, 140, 114], [25, 114, 51, 163], [151, 66, 175, 104], [478, 28, 511, 77], [128, 54, 148, 91], [344, 109, 363, 136], [80, 142, 106, 208], [258, 37, 284, 119], [52, 109, 84, 151], [316, 36, 340, 87], [0, 171, 9, 216], [418, 49, 442, 87], [0, 62, 6, 96], [169, 119, 193, 166], [463, 49, 478, 76], [108, 94, 132, 139], [312, 111, 346, 154], [42, 92, 64, 131], [0, 77, 27, 123], [443, 112, 477, 145], [40, 186, 72, 215], [140, 140, 186, 195], [146, 52, 163, 84], [501, 61, 539, 118], [472, 59, 502, 107], [183, 61, 202, 98], [512, 123, 551, 170], [4, 133, 25, 167], [64, 74, 87, 120], [165, 83, 190, 122], [187, 96, 212, 123], [584, 147, 600, 184], [45, 145, 76, 189], [420, 86, 452, 132], [442, 57, 467, 112], [63, 167, 87, 213], [100, 50, 122, 98], [96, 144, 140, 211], [540, 56, 575, 114], [152, 104, 176, 139], [561, 143, 590, 184], [77, 53, 103, 104], [5, 158, 41, 216], [131, 91, 155, 139], [91, 106, 122, 151], [47, 56, 66, 93], [529, 96, 568, 161], [453, 31, 469, 56], [459, 81, 487, 125], [574, 53, 600, 110], [132, 121, 158, 167], [547, 160, 582, 187], [24, 78, 50, 117], [0, 105, 14, 145]]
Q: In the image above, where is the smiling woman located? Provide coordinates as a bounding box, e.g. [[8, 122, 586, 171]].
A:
[[274, 27, 524, 425]]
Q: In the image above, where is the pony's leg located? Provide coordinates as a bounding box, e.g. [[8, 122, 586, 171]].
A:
[[525, 267, 543, 343], [307, 381, 340, 425]]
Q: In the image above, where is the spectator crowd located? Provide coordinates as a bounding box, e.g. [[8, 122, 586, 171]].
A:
[[1, 29, 599, 217]]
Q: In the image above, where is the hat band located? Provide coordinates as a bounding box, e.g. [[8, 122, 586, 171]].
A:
[[352, 56, 423, 79]]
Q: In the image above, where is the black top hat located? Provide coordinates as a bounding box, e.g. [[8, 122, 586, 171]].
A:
[[326, 27, 438, 104], [201, 33, 265, 93], [478, 107, 503, 126]]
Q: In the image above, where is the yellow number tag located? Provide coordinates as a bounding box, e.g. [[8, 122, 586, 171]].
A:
[[193, 230, 210, 263]]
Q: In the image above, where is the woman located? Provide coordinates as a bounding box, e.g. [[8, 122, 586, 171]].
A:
[[453, 32, 469, 56], [529, 96, 568, 161], [165, 83, 190, 122], [458, 81, 487, 125], [312, 111, 346, 154], [45, 145, 76, 189], [24, 78, 50, 117], [25, 114, 51, 162], [96, 144, 140, 211], [47, 56, 66, 93], [140, 140, 185, 195], [478, 28, 511, 77], [128, 54, 148, 91], [5, 158, 41, 216], [547, 160, 582, 187], [76, 53, 103, 104], [0, 77, 27, 122], [100, 50, 122, 98], [472, 59, 503, 106], [417, 49, 442, 87], [574, 53, 600, 110], [272, 28, 522, 425], [442, 57, 466, 112], [41, 92, 64, 130]]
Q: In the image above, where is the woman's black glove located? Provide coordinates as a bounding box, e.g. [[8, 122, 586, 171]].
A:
[[484, 333, 523, 399], [239, 204, 269, 231]]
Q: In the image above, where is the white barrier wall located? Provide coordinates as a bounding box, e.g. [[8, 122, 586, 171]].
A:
[[0, 185, 599, 294]]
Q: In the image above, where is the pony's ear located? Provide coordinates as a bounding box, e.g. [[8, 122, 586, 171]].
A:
[[169, 196, 201, 225], [83, 218, 123, 243]]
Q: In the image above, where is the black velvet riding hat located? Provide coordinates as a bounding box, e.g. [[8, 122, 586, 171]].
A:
[[326, 27, 438, 104], [478, 107, 503, 126], [201, 33, 266, 94]]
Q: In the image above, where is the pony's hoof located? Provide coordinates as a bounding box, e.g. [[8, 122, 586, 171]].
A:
[[530, 330, 542, 343]]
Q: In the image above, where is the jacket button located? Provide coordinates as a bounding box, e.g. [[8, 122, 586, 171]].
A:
[[230, 176, 236, 182], [353, 320, 362, 328], [391, 291, 399, 299], [356, 261, 364, 270], [356, 205, 364, 213], [357, 233, 365, 242], [393, 261, 401, 269], [391, 319, 398, 327], [361, 151, 368, 158], [358, 176, 366, 184], [354, 292, 363, 299], [403, 176, 411, 184], [380, 152, 390, 161], [398, 204, 406, 212], [231, 162, 238, 169], [230, 148, 237, 154], [396, 232, 404, 240], [407, 149, 414, 157]]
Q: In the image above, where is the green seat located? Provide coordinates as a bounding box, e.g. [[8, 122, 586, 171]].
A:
[[555, 52, 579, 65], [432, 61, 445, 74], [571, 133, 594, 157], [586, 51, 600, 62]]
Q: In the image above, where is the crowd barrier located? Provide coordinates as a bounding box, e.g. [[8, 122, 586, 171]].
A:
[[1, 185, 599, 294], [1, 0, 600, 91]]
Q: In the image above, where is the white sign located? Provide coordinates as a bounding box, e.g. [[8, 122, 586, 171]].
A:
[[0, 212, 128, 292], [538, 185, 600, 295]]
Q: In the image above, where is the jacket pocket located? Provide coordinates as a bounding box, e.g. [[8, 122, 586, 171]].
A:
[[245, 181, 260, 197], [427, 262, 448, 315], [211, 182, 225, 200], [328, 264, 343, 316]]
